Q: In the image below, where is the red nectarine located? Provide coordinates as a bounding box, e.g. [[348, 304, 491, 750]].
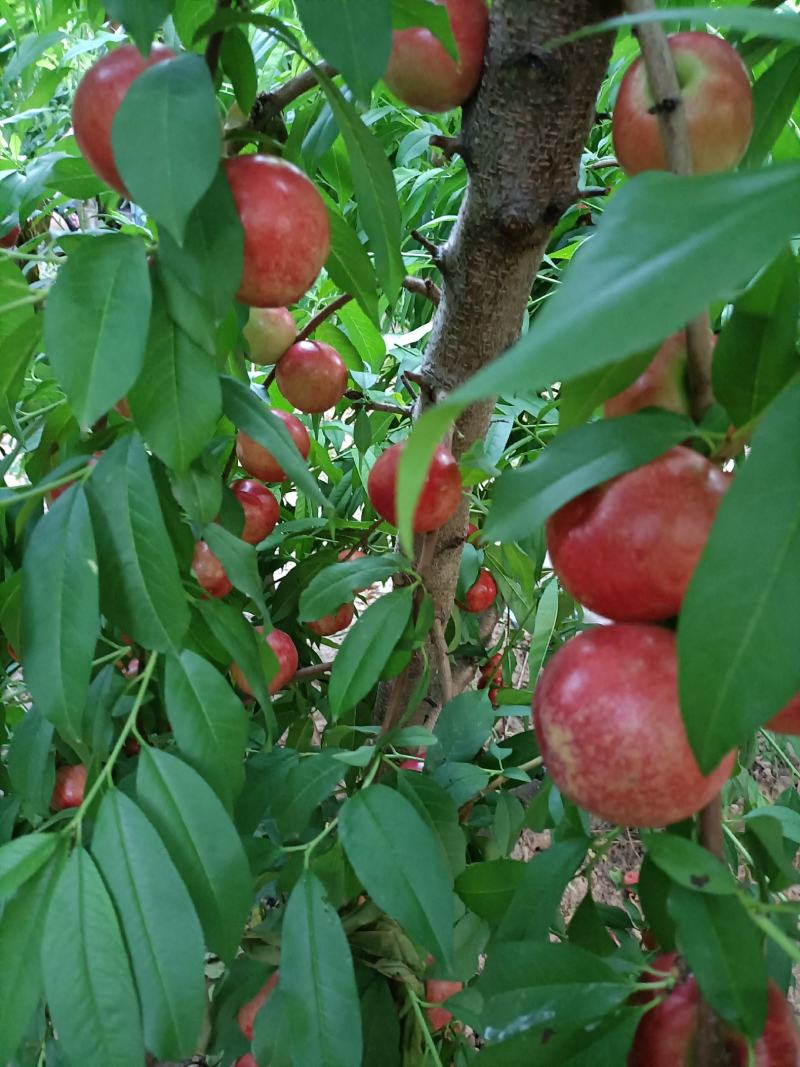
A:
[[367, 441, 462, 533], [275, 340, 348, 414], [236, 410, 311, 483]]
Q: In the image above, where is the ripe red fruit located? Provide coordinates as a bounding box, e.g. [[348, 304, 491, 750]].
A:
[[232, 628, 298, 697], [237, 972, 279, 1040], [462, 569, 497, 613], [235, 1056, 257, 1067], [613, 32, 753, 176], [533, 625, 735, 827], [400, 758, 425, 772], [223, 155, 330, 307], [367, 441, 462, 533], [72, 44, 176, 194], [629, 953, 800, 1066], [766, 692, 800, 735], [477, 652, 502, 690], [425, 979, 463, 1031], [605, 331, 692, 418], [307, 602, 354, 637], [192, 541, 232, 599], [547, 447, 729, 622], [51, 765, 87, 811], [385, 0, 489, 113], [0, 224, 20, 248], [275, 340, 348, 414], [236, 410, 311, 483], [338, 548, 366, 563], [231, 480, 279, 545], [466, 521, 480, 542], [244, 306, 296, 365]]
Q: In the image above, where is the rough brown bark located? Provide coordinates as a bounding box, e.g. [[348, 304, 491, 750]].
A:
[[378, 0, 620, 730]]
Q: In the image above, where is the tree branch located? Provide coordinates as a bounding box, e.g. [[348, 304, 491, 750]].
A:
[[296, 293, 353, 342], [344, 390, 413, 418], [204, 0, 232, 77], [410, 228, 444, 267], [403, 275, 442, 306], [251, 61, 337, 133], [294, 662, 332, 682]]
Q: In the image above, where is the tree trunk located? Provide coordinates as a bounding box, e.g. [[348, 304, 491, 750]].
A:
[[378, 0, 620, 729]]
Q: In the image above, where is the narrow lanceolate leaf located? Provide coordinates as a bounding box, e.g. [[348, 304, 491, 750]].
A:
[[44, 235, 151, 428], [744, 47, 800, 168], [105, 0, 173, 52], [0, 851, 65, 1065], [295, 0, 391, 102], [392, 0, 458, 58], [339, 785, 454, 966], [314, 68, 404, 301], [328, 588, 413, 718], [298, 553, 411, 622], [679, 378, 800, 772], [164, 651, 248, 808], [136, 748, 252, 963], [128, 287, 222, 471], [42, 849, 144, 1067], [202, 523, 269, 619], [91, 790, 206, 1061], [280, 872, 363, 1067], [113, 53, 221, 242], [324, 197, 380, 326], [22, 487, 99, 743], [712, 250, 799, 426], [483, 411, 694, 544], [194, 599, 275, 720], [497, 837, 589, 943], [220, 377, 329, 509], [86, 436, 189, 653], [0, 832, 61, 901]]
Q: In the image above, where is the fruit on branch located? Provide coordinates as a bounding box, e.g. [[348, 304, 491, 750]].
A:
[[234, 1057, 257, 1067], [466, 521, 480, 542], [72, 44, 176, 194], [338, 548, 366, 563], [613, 31, 753, 176], [307, 602, 354, 637], [114, 396, 131, 419], [629, 953, 800, 1065], [0, 224, 20, 248], [367, 441, 462, 533], [533, 625, 735, 827], [400, 757, 425, 772], [231, 479, 279, 545], [275, 340, 348, 414], [244, 306, 297, 365], [604, 330, 712, 418], [237, 972, 279, 1040], [425, 979, 463, 1031], [192, 541, 232, 599], [223, 155, 330, 307], [477, 651, 503, 705], [461, 569, 497, 613], [236, 409, 311, 483], [766, 692, 800, 735], [547, 447, 729, 622], [49, 452, 101, 502], [384, 0, 489, 113], [232, 628, 298, 697], [51, 764, 87, 811]]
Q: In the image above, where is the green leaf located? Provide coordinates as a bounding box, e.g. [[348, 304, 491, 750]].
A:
[[528, 579, 558, 681], [0, 310, 41, 422], [252, 985, 293, 1067], [391, 0, 458, 60], [0, 852, 64, 1065], [641, 832, 737, 895], [42, 848, 144, 1067], [164, 651, 248, 808], [44, 155, 107, 199], [339, 784, 454, 965], [113, 53, 221, 242], [328, 588, 414, 718], [264, 751, 344, 839], [221, 26, 258, 114], [194, 599, 275, 716], [280, 872, 363, 1066], [86, 436, 190, 654], [220, 376, 328, 509], [558, 347, 656, 430], [559, 8, 800, 46], [295, 0, 391, 102], [713, 250, 799, 426], [484, 411, 695, 543], [21, 487, 98, 744], [432, 690, 494, 765], [105, 0, 173, 52], [0, 833, 61, 901], [128, 287, 222, 471], [91, 790, 206, 1061], [397, 770, 466, 879], [314, 67, 404, 301], [455, 860, 525, 926], [298, 553, 410, 622], [431, 761, 488, 807], [44, 235, 151, 428], [136, 747, 252, 962], [359, 972, 402, 1067], [669, 886, 767, 1039], [324, 197, 380, 326], [171, 456, 224, 526], [201, 523, 269, 618], [744, 47, 800, 168], [7, 710, 55, 817], [678, 377, 800, 772], [497, 836, 589, 942]]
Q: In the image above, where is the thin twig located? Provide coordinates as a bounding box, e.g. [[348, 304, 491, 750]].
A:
[[402, 275, 442, 306], [294, 662, 332, 682], [429, 133, 467, 162], [431, 620, 453, 707], [410, 228, 443, 266], [204, 0, 232, 77], [344, 389, 413, 418], [271, 61, 337, 110], [296, 293, 354, 342], [574, 185, 610, 200]]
